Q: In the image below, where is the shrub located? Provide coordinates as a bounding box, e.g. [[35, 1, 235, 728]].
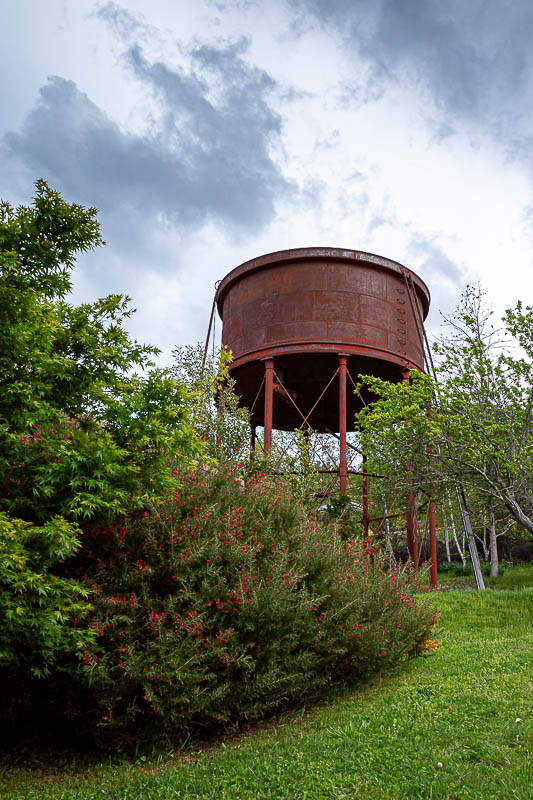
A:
[[0, 182, 200, 708], [78, 463, 438, 744], [0, 513, 94, 678], [1, 180, 201, 526]]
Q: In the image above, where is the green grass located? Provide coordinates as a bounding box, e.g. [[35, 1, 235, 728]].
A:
[[437, 562, 533, 592], [3, 588, 532, 800], [486, 564, 533, 590]]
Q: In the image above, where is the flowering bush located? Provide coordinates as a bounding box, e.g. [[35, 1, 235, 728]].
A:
[[0, 182, 200, 735], [77, 463, 438, 743]]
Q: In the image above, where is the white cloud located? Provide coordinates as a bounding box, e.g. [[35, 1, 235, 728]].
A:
[[2, 0, 533, 367]]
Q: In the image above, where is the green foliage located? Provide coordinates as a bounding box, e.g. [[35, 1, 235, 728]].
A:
[[274, 428, 323, 505], [171, 344, 251, 462], [437, 561, 473, 576], [0, 181, 200, 681], [0, 178, 103, 299], [0, 180, 200, 522], [0, 513, 94, 677], [323, 493, 363, 541], [356, 369, 437, 485], [76, 463, 436, 744], [172, 345, 346, 513], [356, 286, 533, 537]]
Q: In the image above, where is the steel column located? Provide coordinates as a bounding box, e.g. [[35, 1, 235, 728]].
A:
[[402, 367, 418, 569], [406, 491, 419, 569], [250, 421, 257, 459], [363, 453, 369, 537], [429, 496, 437, 587], [263, 358, 274, 453], [338, 355, 348, 493], [216, 379, 226, 450], [427, 406, 437, 587]]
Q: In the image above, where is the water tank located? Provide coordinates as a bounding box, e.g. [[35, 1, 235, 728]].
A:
[[215, 247, 429, 433]]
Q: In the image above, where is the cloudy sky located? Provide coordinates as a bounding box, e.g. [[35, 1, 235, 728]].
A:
[[3, 0, 533, 363]]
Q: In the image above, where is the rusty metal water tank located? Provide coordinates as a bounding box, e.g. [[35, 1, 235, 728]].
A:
[[215, 247, 430, 433]]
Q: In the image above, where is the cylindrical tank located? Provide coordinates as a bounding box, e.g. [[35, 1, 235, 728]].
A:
[[215, 247, 429, 433]]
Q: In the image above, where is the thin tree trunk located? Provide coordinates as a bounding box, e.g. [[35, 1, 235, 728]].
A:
[[504, 492, 533, 536], [442, 506, 452, 564], [489, 510, 499, 578], [448, 494, 466, 568], [482, 512, 489, 561], [380, 489, 397, 566]]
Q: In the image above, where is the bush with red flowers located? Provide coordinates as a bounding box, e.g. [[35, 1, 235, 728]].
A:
[[78, 462, 438, 743]]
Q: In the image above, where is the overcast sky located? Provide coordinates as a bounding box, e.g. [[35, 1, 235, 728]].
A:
[[2, 0, 533, 362]]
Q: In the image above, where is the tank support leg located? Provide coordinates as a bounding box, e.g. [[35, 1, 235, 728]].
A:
[[338, 354, 348, 493], [406, 491, 419, 570], [363, 453, 369, 537], [427, 406, 438, 587], [402, 367, 419, 569], [263, 358, 274, 453], [429, 495, 437, 587], [216, 379, 226, 450], [250, 421, 257, 459]]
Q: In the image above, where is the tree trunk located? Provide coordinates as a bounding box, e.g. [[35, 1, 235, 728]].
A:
[[442, 507, 452, 564], [380, 489, 397, 566], [448, 495, 466, 568], [503, 492, 533, 536], [482, 512, 489, 561], [489, 511, 499, 578]]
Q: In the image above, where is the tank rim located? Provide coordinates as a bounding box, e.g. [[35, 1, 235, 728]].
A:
[[215, 246, 430, 319]]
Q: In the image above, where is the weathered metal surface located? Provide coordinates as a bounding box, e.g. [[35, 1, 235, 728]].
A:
[[338, 355, 348, 491], [263, 358, 274, 451], [215, 247, 430, 432]]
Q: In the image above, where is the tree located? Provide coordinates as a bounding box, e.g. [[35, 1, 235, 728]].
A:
[[171, 343, 251, 461], [356, 287, 533, 544], [0, 181, 200, 678], [0, 514, 94, 678], [0, 180, 200, 523]]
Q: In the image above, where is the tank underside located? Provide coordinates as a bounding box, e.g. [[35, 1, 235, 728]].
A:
[[229, 350, 405, 432]]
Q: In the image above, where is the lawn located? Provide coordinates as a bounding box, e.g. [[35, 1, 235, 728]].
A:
[[436, 563, 533, 591], [486, 564, 533, 590], [3, 586, 532, 800]]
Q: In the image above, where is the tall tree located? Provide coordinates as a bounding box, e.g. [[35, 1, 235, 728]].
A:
[[356, 287, 533, 538], [0, 181, 200, 677], [0, 180, 200, 523]]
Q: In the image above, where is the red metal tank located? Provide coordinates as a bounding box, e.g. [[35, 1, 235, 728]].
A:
[[215, 247, 429, 433]]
